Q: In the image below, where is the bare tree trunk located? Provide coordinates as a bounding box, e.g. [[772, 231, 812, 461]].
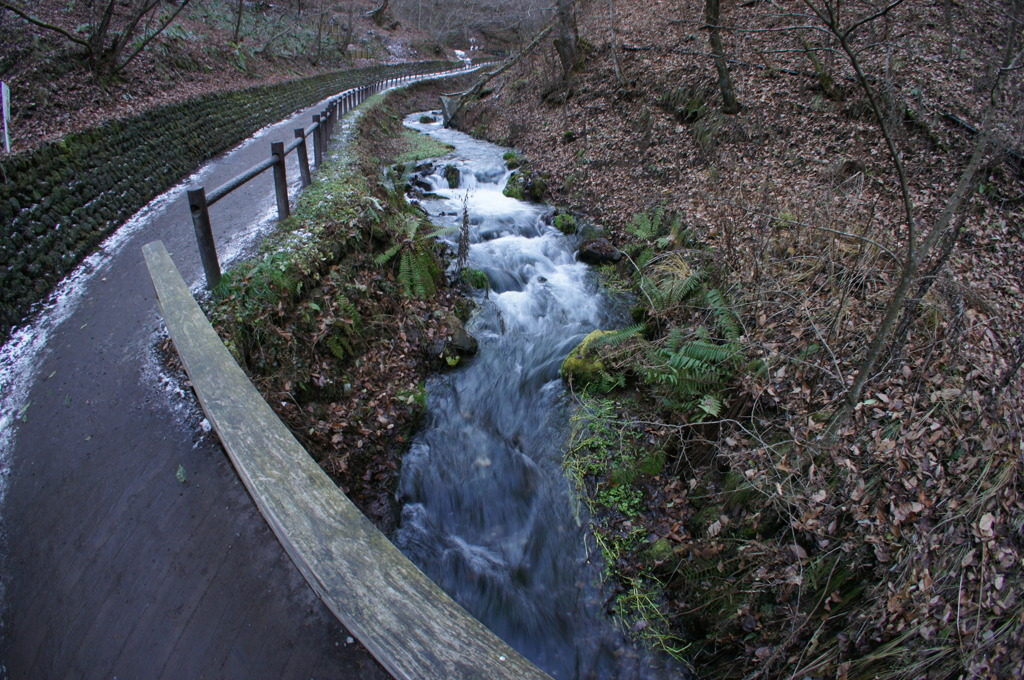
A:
[[554, 0, 579, 79], [830, 137, 987, 432], [2, 0, 191, 77], [608, 0, 624, 85], [110, 0, 193, 74], [370, 0, 390, 27], [705, 0, 740, 113], [233, 0, 244, 43], [801, 0, 1002, 433], [340, 5, 354, 56]]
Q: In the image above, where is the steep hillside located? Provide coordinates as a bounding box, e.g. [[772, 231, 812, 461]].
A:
[[458, 0, 1023, 677], [0, 0, 449, 155]]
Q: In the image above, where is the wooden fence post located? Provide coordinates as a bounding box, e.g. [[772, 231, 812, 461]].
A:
[[312, 114, 323, 167], [271, 141, 289, 220], [187, 187, 221, 289], [294, 129, 311, 188]]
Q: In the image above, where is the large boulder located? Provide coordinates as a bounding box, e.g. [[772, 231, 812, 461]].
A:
[[577, 238, 622, 265]]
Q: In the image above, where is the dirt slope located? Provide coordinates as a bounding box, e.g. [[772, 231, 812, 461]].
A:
[[0, 0, 444, 155], [458, 0, 1023, 677]]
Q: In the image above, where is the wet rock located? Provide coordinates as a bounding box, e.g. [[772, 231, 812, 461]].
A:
[[552, 211, 578, 235], [429, 313, 479, 367], [502, 169, 548, 202], [440, 95, 461, 127], [410, 175, 434, 193], [560, 330, 615, 386], [577, 238, 622, 265], [444, 164, 460, 189]]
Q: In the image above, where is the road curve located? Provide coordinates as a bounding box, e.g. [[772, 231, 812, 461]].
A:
[[0, 89, 391, 679]]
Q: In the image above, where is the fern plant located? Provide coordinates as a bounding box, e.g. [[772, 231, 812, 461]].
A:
[[643, 325, 740, 419], [373, 214, 452, 298], [642, 254, 708, 313], [637, 281, 745, 420], [625, 208, 693, 271]]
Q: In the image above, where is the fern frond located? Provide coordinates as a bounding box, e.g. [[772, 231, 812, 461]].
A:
[[651, 269, 707, 311], [423, 225, 456, 238], [589, 323, 645, 349], [412, 250, 438, 298], [665, 327, 686, 352], [698, 394, 722, 417], [676, 340, 737, 365], [401, 214, 420, 239], [629, 207, 664, 241], [398, 251, 414, 296], [325, 334, 352, 361], [635, 247, 656, 270], [704, 288, 742, 340], [374, 242, 403, 265]]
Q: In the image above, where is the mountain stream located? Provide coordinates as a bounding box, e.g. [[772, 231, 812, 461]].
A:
[[392, 112, 684, 680]]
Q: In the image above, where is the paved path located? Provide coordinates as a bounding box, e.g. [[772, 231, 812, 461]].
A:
[[0, 88, 391, 679]]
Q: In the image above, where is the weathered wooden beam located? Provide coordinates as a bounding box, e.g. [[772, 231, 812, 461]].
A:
[[142, 240, 553, 680], [270, 141, 289, 220], [293, 128, 311, 188], [185, 187, 221, 289], [312, 114, 324, 167]]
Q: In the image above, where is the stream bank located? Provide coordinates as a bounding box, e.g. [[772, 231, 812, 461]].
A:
[[206, 77, 689, 679], [391, 113, 686, 680], [207, 77, 481, 529]]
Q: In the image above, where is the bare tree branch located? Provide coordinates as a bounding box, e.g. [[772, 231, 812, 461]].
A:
[[0, 1, 92, 48], [114, 0, 194, 74]]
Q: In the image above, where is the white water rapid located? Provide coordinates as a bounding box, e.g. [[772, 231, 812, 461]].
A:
[[392, 113, 687, 680]]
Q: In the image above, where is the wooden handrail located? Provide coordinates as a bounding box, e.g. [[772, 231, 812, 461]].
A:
[[185, 62, 486, 289], [142, 240, 551, 680]]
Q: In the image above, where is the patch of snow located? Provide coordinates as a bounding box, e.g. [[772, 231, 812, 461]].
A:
[[0, 68, 484, 510], [0, 107, 316, 509], [139, 327, 208, 440]]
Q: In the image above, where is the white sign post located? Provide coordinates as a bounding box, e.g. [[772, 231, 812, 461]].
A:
[[1, 82, 10, 154]]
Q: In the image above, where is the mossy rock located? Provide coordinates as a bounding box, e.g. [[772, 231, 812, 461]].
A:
[[444, 164, 460, 189], [461, 268, 489, 290], [503, 169, 548, 202], [561, 329, 616, 386], [553, 212, 577, 235]]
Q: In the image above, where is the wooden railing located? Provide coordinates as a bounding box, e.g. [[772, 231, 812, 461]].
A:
[[186, 63, 482, 289], [143, 240, 552, 680]]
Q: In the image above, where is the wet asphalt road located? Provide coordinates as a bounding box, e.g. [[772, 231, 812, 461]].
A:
[[0, 91, 391, 679]]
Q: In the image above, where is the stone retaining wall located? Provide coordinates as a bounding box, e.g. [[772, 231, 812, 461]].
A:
[[0, 60, 454, 342]]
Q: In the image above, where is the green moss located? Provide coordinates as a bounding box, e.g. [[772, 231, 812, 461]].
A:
[[553, 213, 577, 235], [645, 538, 675, 563], [503, 168, 548, 202], [462, 268, 489, 290], [394, 128, 454, 164], [560, 329, 616, 385], [502, 175, 525, 200], [443, 164, 461, 189]]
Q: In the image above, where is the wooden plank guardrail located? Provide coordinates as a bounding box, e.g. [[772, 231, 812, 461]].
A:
[[185, 63, 483, 289], [142, 240, 552, 680]]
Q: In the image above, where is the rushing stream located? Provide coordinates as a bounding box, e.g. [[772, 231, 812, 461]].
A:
[[392, 113, 684, 680]]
